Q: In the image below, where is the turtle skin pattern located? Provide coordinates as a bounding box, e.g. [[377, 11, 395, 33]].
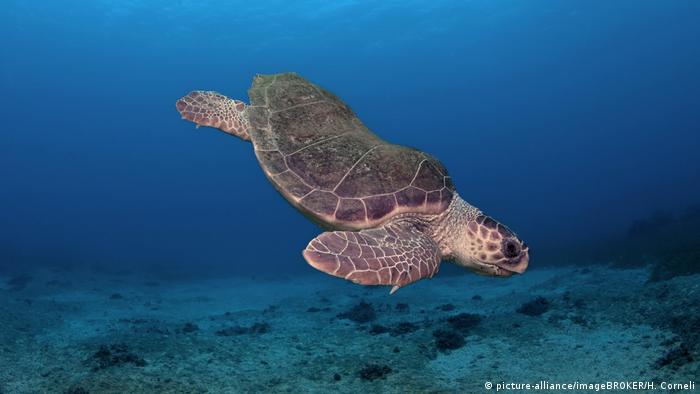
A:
[[303, 220, 440, 292]]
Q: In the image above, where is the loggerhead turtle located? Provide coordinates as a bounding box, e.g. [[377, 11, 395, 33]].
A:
[[176, 73, 529, 293]]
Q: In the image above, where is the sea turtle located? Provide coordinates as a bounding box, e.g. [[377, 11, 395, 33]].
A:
[[176, 72, 529, 293]]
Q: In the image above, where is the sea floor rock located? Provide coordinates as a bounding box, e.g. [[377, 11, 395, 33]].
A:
[[337, 301, 376, 323], [88, 343, 146, 371], [516, 296, 550, 316], [358, 364, 392, 381]]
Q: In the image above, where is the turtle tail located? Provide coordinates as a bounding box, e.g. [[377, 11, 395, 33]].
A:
[[176, 91, 251, 141]]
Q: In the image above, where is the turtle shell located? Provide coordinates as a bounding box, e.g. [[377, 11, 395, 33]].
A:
[[246, 73, 454, 230]]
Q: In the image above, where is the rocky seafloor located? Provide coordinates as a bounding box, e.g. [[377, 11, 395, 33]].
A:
[[0, 264, 698, 393]]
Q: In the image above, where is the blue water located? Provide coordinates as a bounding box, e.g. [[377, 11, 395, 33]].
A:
[[2, 0, 698, 274], [1, 2, 699, 392]]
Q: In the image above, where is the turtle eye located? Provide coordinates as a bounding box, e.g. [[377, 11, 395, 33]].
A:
[[503, 240, 520, 258]]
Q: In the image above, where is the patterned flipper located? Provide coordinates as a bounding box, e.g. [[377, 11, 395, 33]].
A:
[[303, 220, 441, 294], [176, 91, 251, 141]]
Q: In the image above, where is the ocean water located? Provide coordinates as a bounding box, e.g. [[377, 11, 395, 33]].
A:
[[1, 1, 699, 393]]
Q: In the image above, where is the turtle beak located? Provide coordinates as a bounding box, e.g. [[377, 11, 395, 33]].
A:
[[496, 245, 529, 275]]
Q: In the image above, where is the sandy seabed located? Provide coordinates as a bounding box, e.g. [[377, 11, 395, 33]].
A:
[[0, 264, 698, 393]]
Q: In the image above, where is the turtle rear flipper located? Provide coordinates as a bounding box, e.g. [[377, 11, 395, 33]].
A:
[[176, 91, 250, 141], [303, 220, 441, 294]]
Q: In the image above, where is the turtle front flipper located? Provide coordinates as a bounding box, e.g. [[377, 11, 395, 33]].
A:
[[176, 91, 251, 141], [303, 220, 441, 294]]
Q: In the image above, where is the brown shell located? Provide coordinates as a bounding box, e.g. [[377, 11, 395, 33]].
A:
[[246, 73, 454, 230]]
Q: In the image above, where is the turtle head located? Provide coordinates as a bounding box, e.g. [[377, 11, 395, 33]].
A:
[[442, 197, 529, 277]]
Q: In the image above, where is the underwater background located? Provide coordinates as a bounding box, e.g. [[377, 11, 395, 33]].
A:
[[1, 1, 699, 393]]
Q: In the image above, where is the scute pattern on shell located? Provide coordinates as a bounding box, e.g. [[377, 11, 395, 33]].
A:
[[246, 73, 454, 229]]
